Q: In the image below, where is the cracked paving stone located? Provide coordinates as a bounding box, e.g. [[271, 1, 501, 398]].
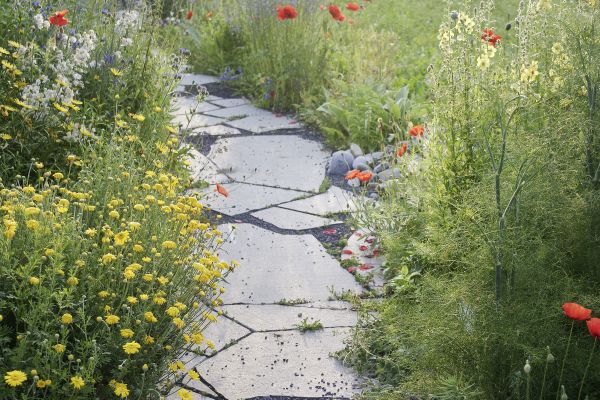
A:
[[185, 148, 231, 184], [198, 316, 252, 354], [172, 113, 226, 130], [185, 328, 362, 399], [217, 224, 362, 304], [190, 124, 242, 137], [195, 182, 306, 216], [204, 104, 274, 119], [209, 98, 250, 108], [225, 113, 302, 134], [171, 96, 221, 115], [221, 304, 357, 331], [207, 136, 330, 192], [279, 186, 359, 217], [251, 207, 342, 230], [179, 73, 220, 86]]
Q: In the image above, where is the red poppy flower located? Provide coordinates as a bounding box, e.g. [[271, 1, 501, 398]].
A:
[[277, 4, 298, 20], [342, 249, 353, 255], [562, 302, 592, 321], [49, 9, 69, 27], [186, 10, 193, 20], [409, 125, 425, 137], [587, 318, 600, 338], [346, 2, 360, 11], [328, 5, 345, 21], [215, 183, 229, 197], [397, 142, 408, 157], [481, 28, 502, 47], [345, 169, 361, 180], [357, 171, 373, 182]]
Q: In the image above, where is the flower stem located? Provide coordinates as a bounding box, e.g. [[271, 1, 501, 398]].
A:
[[577, 338, 597, 400], [556, 321, 575, 400], [539, 358, 550, 400]]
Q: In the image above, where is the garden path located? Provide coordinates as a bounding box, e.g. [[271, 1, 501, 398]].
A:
[[167, 74, 365, 400]]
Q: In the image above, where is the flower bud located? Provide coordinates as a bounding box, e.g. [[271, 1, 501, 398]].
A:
[[561, 385, 568, 400], [523, 359, 531, 375]]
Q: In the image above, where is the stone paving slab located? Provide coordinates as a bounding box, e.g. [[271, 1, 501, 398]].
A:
[[197, 183, 306, 216], [190, 124, 242, 137], [179, 73, 220, 86], [217, 224, 362, 304], [225, 114, 301, 133], [198, 316, 252, 354], [209, 98, 250, 108], [205, 104, 274, 119], [185, 148, 231, 184], [278, 186, 358, 216], [172, 113, 226, 130], [207, 136, 329, 192], [342, 229, 385, 288], [186, 328, 361, 399], [251, 207, 342, 230], [222, 304, 357, 331], [171, 96, 221, 115]]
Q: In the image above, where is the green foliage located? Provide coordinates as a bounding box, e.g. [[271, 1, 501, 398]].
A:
[[295, 318, 324, 333]]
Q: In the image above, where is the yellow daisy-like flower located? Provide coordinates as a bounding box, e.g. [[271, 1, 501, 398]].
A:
[[122, 341, 141, 355], [4, 370, 27, 387], [99, 290, 110, 298], [53, 102, 69, 114], [178, 388, 193, 400], [144, 312, 158, 323], [101, 253, 117, 264], [114, 230, 129, 246], [110, 68, 123, 77], [188, 369, 200, 381], [29, 276, 41, 285], [105, 314, 120, 325], [66, 276, 79, 286], [52, 343, 66, 353], [123, 268, 136, 280], [36, 379, 52, 388], [129, 113, 145, 122], [120, 328, 135, 338], [162, 240, 177, 250], [166, 306, 180, 317], [70, 376, 85, 390], [114, 382, 129, 398], [165, 125, 178, 134], [172, 317, 185, 329], [144, 335, 155, 344], [133, 244, 144, 252], [61, 313, 73, 324]]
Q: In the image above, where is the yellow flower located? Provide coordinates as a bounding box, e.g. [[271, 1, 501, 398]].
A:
[[36, 379, 52, 388], [178, 388, 192, 400], [144, 312, 158, 323], [188, 369, 200, 381], [133, 244, 144, 252], [120, 328, 135, 338], [26, 220, 40, 230], [53, 102, 69, 114], [52, 343, 66, 353], [105, 314, 120, 325], [144, 335, 155, 344], [172, 317, 185, 329], [111, 68, 123, 76], [61, 313, 73, 324], [140, 294, 149, 301], [114, 230, 129, 246], [122, 341, 141, 355], [4, 370, 27, 387], [70, 376, 85, 390], [109, 210, 120, 219], [127, 296, 138, 304], [143, 273, 153, 282], [166, 306, 180, 317], [99, 290, 110, 298], [133, 203, 145, 212], [4, 219, 17, 239], [191, 333, 204, 344], [162, 240, 177, 250], [123, 269, 136, 280], [157, 276, 169, 285], [66, 276, 79, 286], [130, 113, 145, 122], [102, 253, 117, 264], [114, 382, 129, 398], [165, 125, 178, 134], [29, 276, 40, 285]]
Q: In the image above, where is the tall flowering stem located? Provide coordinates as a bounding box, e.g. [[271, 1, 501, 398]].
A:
[[556, 320, 575, 400], [578, 338, 597, 400]]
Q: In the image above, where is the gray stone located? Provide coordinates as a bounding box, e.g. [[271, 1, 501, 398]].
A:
[[217, 224, 362, 304], [187, 328, 362, 399], [179, 73, 219, 86], [198, 316, 252, 354], [221, 304, 357, 331], [193, 182, 305, 215], [204, 104, 271, 119], [209, 98, 249, 108], [279, 186, 358, 216], [225, 114, 301, 133], [352, 155, 373, 169], [184, 148, 231, 184], [251, 207, 342, 230], [208, 136, 329, 192], [172, 113, 226, 130], [328, 150, 355, 175], [378, 167, 401, 181], [349, 143, 363, 157], [347, 178, 360, 188], [355, 163, 370, 172], [171, 96, 220, 115], [371, 151, 385, 162], [374, 162, 390, 174], [190, 124, 242, 137], [369, 193, 380, 201]]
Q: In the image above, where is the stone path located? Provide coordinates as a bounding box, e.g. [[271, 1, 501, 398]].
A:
[[168, 74, 365, 399]]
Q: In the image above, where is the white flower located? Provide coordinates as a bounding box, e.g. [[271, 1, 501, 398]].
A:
[[121, 38, 133, 47], [33, 14, 50, 30]]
